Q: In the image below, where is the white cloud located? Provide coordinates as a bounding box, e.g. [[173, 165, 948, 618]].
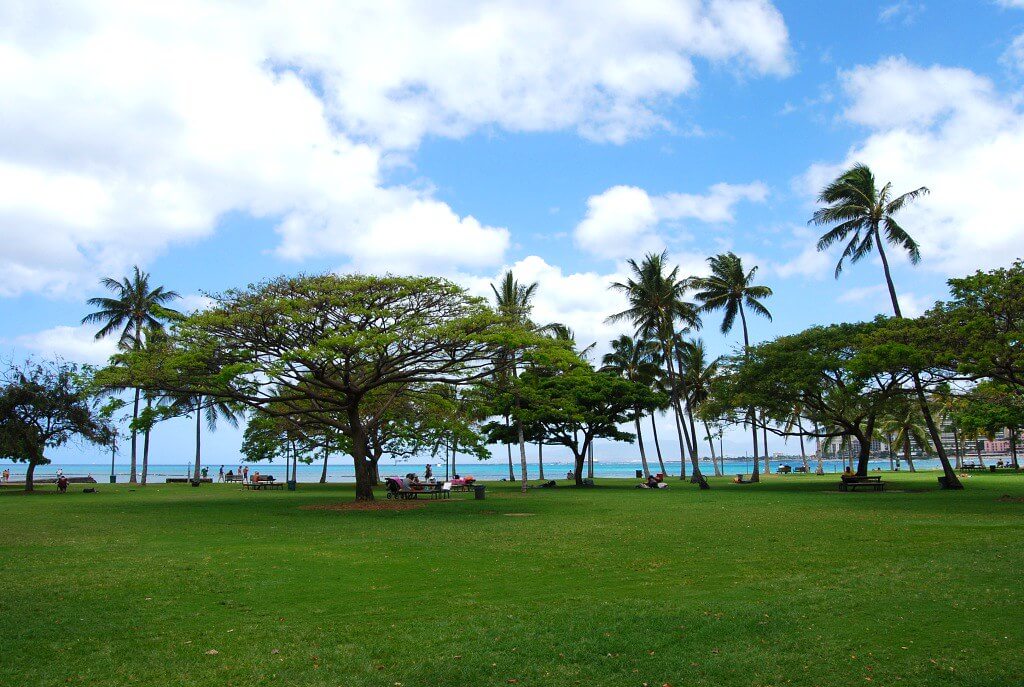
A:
[[878, 2, 925, 25], [802, 56, 1024, 275], [1001, 33, 1024, 73], [574, 182, 768, 260], [838, 284, 929, 317], [15, 325, 119, 365], [0, 1, 791, 297]]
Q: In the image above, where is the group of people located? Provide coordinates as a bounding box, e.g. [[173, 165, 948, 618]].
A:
[[638, 473, 668, 489], [219, 465, 249, 482]]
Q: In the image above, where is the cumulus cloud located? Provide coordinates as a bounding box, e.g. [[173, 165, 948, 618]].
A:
[[14, 325, 119, 365], [802, 56, 1024, 276], [0, 0, 791, 297], [574, 182, 768, 260], [1001, 33, 1024, 73]]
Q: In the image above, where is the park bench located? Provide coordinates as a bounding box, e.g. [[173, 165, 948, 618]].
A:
[[225, 474, 245, 483], [839, 474, 885, 492], [961, 464, 987, 471]]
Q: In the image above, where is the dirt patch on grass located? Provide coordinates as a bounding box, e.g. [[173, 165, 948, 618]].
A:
[[300, 501, 426, 512], [504, 512, 535, 517], [997, 494, 1024, 503]]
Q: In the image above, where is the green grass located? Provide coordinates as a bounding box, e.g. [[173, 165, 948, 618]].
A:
[[2, 472, 1023, 687]]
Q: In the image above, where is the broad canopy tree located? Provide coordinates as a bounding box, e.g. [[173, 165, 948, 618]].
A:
[[0, 359, 111, 491], [101, 274, 526, 500], [711, 319, 927, 477]]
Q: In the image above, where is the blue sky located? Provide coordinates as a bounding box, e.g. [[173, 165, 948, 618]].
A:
[[3, 0, 1024, 467]]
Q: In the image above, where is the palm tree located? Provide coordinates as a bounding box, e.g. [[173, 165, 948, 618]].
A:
[[690, 252, 772, 482], [878, 400, 930, 473], [608, 252, 706, 486], [602, 334, 660, 478], [811, 163, 961, 488], [82, 266, 180, 484], [171, 394, 241, 482], [675, 338, 722, 476], [491, 270, 539, 493]]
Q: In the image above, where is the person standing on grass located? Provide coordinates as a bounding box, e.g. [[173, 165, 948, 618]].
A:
[[425, 464, 433, 481], [218, 465, 224, 482], [242, 465, 249, 483]]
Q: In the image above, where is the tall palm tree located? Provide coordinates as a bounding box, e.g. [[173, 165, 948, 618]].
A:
[[602, 334, 660, 478], [878, 398, 930, 473], [811, 163, 961, 488], [690, 252, 772, 482], [608, 252, 706, 486], [171, 394, 241, 482], [82, 266, 180, 484], [675, 338, 722, 476], [491, 270, 539, 493]]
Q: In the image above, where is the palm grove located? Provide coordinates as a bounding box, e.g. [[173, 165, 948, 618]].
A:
[[3, 164, 1023, 497]]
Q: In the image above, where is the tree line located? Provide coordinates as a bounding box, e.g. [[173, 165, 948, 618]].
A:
[[2, 164, 1022, 497]]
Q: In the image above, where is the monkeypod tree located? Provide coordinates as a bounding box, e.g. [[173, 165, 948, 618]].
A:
[[713, 319, 926, 478], [102, 274, 526, 501], [0, 359, 111, 491]]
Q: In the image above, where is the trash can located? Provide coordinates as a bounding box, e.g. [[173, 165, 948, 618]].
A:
[[635, 469, 643, 479], [109, 475, 117, 483], [474, 484, 486, 500], [287, 480, 297, 491]]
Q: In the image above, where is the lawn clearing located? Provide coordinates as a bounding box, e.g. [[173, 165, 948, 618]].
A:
[[2, 472, 1022, 686]]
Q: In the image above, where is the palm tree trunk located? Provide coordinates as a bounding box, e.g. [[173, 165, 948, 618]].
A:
[[904, 434, 916, 472], [704, 420, 721, 477], [798, 432, 808, 473], [538, 439, 545, 480], [291, 443, 298, 483], [874, 228, 961, 489], [130, 386, 140, 483], [738, 304, 760, 482], [141, 397, 152, 486], [661, 339, 695, 481], [451, 439, 457, 478], [505, 417, 515, 481], [685, 403, 706, 485], [1011, 428, 1019, 469], [634, 416, 651, 479], [973, 434, 985, 468], [517, 418, 529, 493], [815, 424, 825, 475], [952, 429, 962, 469], [762, 415, 770, 474], [320, 448, 329, 483], [192, 399, 202, 482], [588, 441, 594, 480], [650, 414, 667, 476]]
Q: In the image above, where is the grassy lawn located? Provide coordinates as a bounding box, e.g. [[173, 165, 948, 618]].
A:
[[2, 472, 1022, 686]]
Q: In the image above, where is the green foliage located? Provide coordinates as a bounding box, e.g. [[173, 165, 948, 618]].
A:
[[0, 359, 110, 479]]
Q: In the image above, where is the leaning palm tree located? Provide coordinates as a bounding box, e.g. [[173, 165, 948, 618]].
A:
[[608, 252, 706, 486], [811, 163, 961, 488], [82, 266, 180, 484], [491, 270, 539, 492], [675, 338, 722, 476], [602, 334, 660, 478], [171, 394, 242, 482], [783, 404, 810, 473], [689, 252, 772, 482]]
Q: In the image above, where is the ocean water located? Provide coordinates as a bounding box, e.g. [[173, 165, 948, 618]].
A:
[[0, 456, 960, 483]]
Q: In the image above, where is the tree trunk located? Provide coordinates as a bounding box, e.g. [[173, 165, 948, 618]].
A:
[[738, 304, 760, 483], [685, 404, 707, 485], [855, 431, 871, 476], [588, 442, 595, 480], [192, 400, 202, 482], [451, 439, 457, 479], [320, 449, 329, 483], [762, 415, 770, 475], [141, 396, 152, 486], [634, 416, 651, 479], [538, 439, 544, 480], [130, 386, 140, 484], [1009, 427, 1019, 468], [659, 338, 691, 480], [517, 419, 529, 493], [874, 229, 962, 489], [814, 423, 825, 475], [24, 460, 37, 492], [650, 413, 667, 476], [951, 429, 962, 469], [572, 446, 587, 486], [904, 434, 916, 472], [505, 417, 515, 481], [798, 432, 808, 473], [704, 420, 721, 477]]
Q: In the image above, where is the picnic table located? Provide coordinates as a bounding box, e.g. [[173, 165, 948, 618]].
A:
[[247, 476, 283, 490], [838, 474, 885, 492]]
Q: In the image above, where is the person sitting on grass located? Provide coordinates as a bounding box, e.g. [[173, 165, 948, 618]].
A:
[[646, 474, 660, 489]]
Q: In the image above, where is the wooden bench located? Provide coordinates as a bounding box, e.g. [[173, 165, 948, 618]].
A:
[[839, 475, 885, 492], [392, 485, 450, 500], [961, 464, 987, 471], [225, 475, 245, 483]]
